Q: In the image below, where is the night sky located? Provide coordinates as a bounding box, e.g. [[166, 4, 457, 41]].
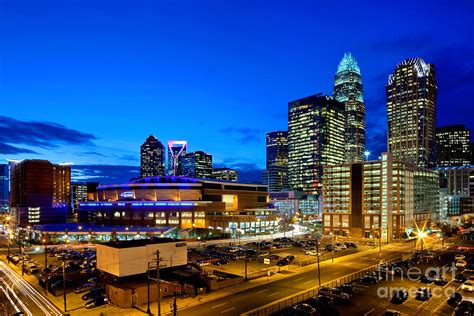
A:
[[0, 0, 473, 183]]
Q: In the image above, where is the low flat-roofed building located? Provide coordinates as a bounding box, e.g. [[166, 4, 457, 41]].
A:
[[97, 237, 187, 278]]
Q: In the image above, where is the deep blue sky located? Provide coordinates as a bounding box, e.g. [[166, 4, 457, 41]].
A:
[[0, 0, 473, 183]]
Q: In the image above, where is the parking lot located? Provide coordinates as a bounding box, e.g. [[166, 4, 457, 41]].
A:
[[188, 237, 368, 278], [278, 250, 474, 315], [6, 244, 106, 311]]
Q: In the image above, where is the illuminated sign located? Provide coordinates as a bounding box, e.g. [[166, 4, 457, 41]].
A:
[[120, 191, 134, 199]]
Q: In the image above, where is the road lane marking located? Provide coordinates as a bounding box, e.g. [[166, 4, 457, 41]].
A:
[[304, 280, 312, 284], [221, 307, 235, 313], [295, 277, 303, 281], [212, 303, 226, 309], [364, 308, 375, 315], [258, 289, 270, 294], [268, 291, 280, 297]]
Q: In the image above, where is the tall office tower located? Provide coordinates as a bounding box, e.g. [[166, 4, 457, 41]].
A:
[[333, 53, 366, 162], [436, 125, 471, 167], [9, 159, 70, 226], [386, 58, 437, 168], [0, 164, 9, 212], [167, 141, 187, 176], [181, 151, 213, 179], [288, 94, 345, 193], [140, 135, 166, 177], [264, 131, 289, 191], [212, 168, 238, 182]]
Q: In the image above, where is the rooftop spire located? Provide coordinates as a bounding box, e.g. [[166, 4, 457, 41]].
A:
[[336, 52, 361, 75]]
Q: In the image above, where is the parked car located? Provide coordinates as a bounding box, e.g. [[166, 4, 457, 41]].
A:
[[307, 294, 333, 309], [447, 292, 463, 306], [305, 250, 322, 256], [455, 274, 468, 283], [291, 303, 316, 315], [434, 277, 448, 286], [74, 283, 96, 294], [420, 275, 433, 284], [82, 288, 105, 301], [416, 287, 432, 300], [455, 254, 466, 261], [455, 300, 474, 316], [85, 296, 108, 309], [337, 283, 354, 294], [383, 311, 401, 316], [360, 275, 378, 284], [456, 260, 468, 268], [461, 280, 474, 292], [391, 289, 408, 304], [26, 264, 39, 274]]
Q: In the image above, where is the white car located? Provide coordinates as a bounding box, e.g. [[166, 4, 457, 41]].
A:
[[455, 254, 466, 261], [305, 250, 322, 256], [461, 280, 474, 292], [456, 260, 468, 268]]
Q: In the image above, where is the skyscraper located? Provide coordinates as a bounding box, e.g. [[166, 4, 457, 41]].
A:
[[288, 94, 345, 193], [212, 168, 238, 182], [167, 141, 187, 176], [386, 58, 437, 168], [264, 131, 288, 192], [333, 53, 365, 162], [0, 164, 9, 212], [140, 135, 166, 177], [436, 125, 471, 167], [181, 151, 213, 179]]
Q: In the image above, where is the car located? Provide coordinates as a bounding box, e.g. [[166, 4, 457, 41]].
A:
[[305, 250, 322, 256], [434, 277, 448, 286], [367, 241, 375, 246], [457, 260, 468, 268], [308, 294, 333, 309], [26, 265, 39, 274], [422, 252, 435, 259], [85, 296, 108, 309], [74, 283, 96, 294], [461, 280, 474, 292], [391, 289, 408, 304], [276, 259, 290, 266], [360, 275, 378, 284], [383, 310, 401, 316], [267, 254, 280, 261], [455, 274, 468, 283], [456, 254, 466, 261], [291, 303, 316, 315], [82, 288, 105, 301], [324, 244, 333, 251], [337, 283, 354, 294], [415, 287, 432, 300], [447, 292, 463, 306], [88, 277, 99, 284], [420, 275, 433, 284], [455, 300, 474, 316], [344, 242, 358, 248]]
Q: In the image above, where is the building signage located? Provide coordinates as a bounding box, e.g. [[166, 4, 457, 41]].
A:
[[120, 191, 134, 199]]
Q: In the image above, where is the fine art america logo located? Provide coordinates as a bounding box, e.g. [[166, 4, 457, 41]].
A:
[[376, 262, 459, 299]]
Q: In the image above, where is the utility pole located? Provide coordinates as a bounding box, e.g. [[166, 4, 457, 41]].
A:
[[156, 250, 161, 316], [244, 252, 248, 281], [62, 260, 67, 312], [147, 262, 151, 315], [173, 293, 177, 316], [316, 240, 321, 287]]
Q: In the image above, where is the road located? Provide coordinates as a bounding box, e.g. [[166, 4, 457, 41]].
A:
[[177, 242, 416, 316], [0, 260, 63, 316]]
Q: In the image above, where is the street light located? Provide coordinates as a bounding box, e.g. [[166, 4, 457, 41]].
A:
[[417, 230, 427, 253]]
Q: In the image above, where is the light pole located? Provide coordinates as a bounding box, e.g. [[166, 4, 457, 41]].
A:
[[330, 232, 334, 263], [78, 225, 83, 245], [316, 239, 321, 287]]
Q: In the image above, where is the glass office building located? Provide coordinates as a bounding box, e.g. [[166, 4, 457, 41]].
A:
[[436, 125, 471, 167], [333, 53, 366, 163], [288, 94, 345, 193], [140, 135, 166, 177], [386, 58, 437, 168]]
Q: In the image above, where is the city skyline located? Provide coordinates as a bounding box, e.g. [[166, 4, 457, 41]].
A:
[[1, 1, 473, 184]]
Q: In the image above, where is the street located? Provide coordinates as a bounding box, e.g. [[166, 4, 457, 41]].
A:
[[0, 260, 63, 316]]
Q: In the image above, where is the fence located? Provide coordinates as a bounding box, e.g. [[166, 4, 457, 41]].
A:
[[246, 266, 280, 280], [294, 248, 359, 267], [241, 256, 402, 316]]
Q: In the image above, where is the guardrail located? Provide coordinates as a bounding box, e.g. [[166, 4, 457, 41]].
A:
[[241, 256, 402, 316]]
